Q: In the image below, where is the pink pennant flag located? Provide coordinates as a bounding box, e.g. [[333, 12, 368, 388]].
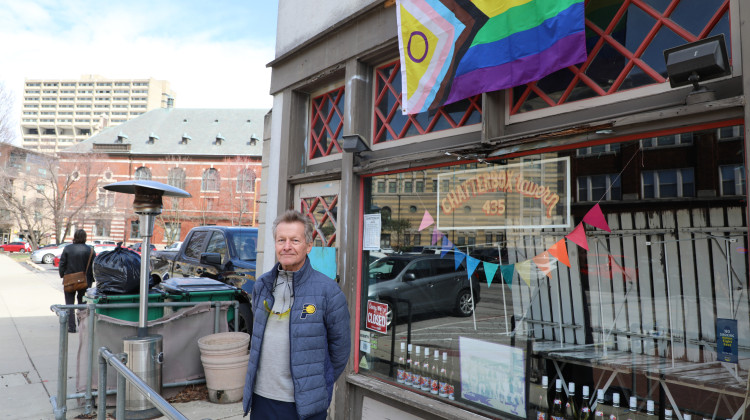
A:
[[583, 203, 611, 232], [547, 239, 571, 268], [533, 252, 553, 279], [431, 227, 443, 245], [565, 223, 589, 251], [419, 210, 434, 231]]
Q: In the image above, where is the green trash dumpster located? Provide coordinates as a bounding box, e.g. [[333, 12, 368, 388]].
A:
[[84, 288, 167, 321], [157, 277, 240, 323]]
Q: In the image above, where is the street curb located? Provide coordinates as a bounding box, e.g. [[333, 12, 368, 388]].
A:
[[25, 259, 46, 271]]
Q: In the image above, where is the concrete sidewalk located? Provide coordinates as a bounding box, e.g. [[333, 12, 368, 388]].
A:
[[0, 253, 245, 420]]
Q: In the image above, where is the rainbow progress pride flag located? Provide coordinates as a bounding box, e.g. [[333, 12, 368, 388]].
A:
[[396, 0, 587, 114]]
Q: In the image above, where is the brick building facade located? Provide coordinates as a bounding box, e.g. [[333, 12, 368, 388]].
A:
[[58, 108, 267, 247]]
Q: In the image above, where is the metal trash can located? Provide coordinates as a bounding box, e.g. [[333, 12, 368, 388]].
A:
[[124, 334, 163, 419]]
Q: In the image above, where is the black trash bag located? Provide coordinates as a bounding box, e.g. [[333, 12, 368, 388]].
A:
[[93, 243, 146, 294]]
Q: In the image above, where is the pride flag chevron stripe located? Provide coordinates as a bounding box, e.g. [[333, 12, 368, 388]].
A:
[[396, 0, 586, 113]]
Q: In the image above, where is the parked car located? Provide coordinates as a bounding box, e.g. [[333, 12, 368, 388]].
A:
[[31, 243, 70, 264], [53, 244, 116, 267], [150, 226, 257, 335], [367, 253, 481, 324], [163, 241, 183, 251], [128, 242, 157, 254], [0, 242, 32, 253]]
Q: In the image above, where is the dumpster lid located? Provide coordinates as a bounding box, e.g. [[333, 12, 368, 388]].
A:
[[158, 277, 236, 293]]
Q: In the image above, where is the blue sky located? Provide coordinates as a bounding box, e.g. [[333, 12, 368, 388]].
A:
[[0, 0, 278, 110]]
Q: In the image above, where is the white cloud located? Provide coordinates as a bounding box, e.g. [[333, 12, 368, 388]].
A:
[[0, 0, 275, 109]]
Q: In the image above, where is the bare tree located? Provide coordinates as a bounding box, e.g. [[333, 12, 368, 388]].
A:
[[226, 156, 259, 227], [50, 152, 108, 244], [0, 81, 18, 145], [0, 150, 55, 248]]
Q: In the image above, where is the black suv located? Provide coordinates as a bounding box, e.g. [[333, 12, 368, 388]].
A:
[[367, 253, 481, 323]]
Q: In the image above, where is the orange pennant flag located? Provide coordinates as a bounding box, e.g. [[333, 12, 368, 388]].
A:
[[548, 239, 571, 268], [533, 252, 553, 279]]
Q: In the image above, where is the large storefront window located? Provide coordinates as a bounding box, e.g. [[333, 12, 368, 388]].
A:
[[359, 123, 748, 419]]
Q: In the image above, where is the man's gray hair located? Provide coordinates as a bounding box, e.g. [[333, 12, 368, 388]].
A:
[[272, 210, 314, 244]]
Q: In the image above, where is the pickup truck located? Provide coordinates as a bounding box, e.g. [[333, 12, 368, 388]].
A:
[[150, 226, 258, 334]]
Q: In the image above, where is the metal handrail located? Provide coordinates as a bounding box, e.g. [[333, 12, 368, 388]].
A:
[[50, 300, 239, 419], [98, 347, 188, 420]]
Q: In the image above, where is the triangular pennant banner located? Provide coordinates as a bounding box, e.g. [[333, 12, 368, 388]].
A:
[[609, 255, 637, 281], [466, 256, 480, 278], [516, 260, 532, 286], [440, 235, 454, 257], [533, 251, 553, 279], [500, 264, 515, 287], [419, 210, 435, 231], [547, 239, 571, 268], [565, 223, 589, 251], [583, 203, 611, 232], [484, 261, 499, 287], [431, 227, 443, 245], [454, 251, 467, 270]]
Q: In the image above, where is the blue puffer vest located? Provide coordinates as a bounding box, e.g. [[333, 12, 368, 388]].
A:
[[242, 258, 350, 418]]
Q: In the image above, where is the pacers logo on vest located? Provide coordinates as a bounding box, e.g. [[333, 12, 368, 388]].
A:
[[300, 304, 316, 319]]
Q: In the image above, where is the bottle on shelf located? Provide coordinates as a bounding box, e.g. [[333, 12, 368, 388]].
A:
[[528, 375, 549, 420], [607, 393, 621, 420], [396, 342, 406, 384], [421, 346, 431, 391], [625, 397, 638, 420], [579, 386, 592, 420], [412, 345, 422, 388], [594, 389, 605, 420], [566, 382, 578, 420], [664, 409, 673, 420], [430, 350, 440, 395], [645, 401, 655, 418], [446, 353, 455, 400], [405, 344, 413, 387], [550, 379, 567, 420], [438, 352, 449, 398]]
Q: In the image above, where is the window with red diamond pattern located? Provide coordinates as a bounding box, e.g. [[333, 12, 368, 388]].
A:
[[373, 60, 482, 144], [511, 0, 731, 114], [309, 86, 345, 159]]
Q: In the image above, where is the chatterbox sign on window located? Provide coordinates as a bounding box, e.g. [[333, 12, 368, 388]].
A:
[[366, 300, 388, 334]]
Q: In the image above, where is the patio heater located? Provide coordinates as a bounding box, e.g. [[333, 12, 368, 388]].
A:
[[103, 180, 190, 419]]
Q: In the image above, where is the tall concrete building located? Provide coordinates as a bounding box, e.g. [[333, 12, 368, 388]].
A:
[[20, 75, 175, 153]]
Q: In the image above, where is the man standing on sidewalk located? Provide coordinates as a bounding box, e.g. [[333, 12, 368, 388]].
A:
[[243, 210, 350, 419], [59, 229, 95, 333]]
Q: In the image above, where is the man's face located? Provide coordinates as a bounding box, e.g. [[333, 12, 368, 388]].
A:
[[274, 221, 312, 272]]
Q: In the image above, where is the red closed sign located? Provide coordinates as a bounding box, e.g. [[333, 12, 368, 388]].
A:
[[366, 300, 388, 334]]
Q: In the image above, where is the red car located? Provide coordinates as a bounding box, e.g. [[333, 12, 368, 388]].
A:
[[0, 242, 32, 253]]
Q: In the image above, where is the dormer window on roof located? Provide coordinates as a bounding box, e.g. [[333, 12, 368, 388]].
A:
[[115, 132, 128, 143], [215, 133, 225, 145], [249, 134, 259, 146], [147, 132, 159, 144], [180, 133, 191, 144]]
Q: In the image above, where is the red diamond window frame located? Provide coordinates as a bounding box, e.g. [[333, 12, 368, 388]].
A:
[[300, 195, 338, 247], [373, 60, 481, 144], [510, 0, 730, 115], [309, 86, 345, 159]]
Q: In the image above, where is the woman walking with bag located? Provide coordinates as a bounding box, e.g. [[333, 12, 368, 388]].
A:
[[59, 229, 95, 333]]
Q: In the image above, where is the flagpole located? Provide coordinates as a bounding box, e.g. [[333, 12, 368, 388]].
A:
[[470, 277, 477, 330]]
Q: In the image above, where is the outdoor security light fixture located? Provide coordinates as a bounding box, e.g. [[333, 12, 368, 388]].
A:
[[342, 134, 371, 153], [103, 180, 190, 418], [663, 34, 730, 103]]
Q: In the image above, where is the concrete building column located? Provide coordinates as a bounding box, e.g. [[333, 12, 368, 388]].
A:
[[332, 57, 372, 420]]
